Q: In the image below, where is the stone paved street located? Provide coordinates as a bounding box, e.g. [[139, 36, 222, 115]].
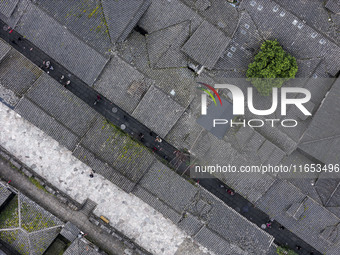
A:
[[0, 102, 211, 255]]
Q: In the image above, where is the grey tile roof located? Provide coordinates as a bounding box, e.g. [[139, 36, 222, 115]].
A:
[[256, 179, 340, 254], [72, 145, 136, 193], [177, 213, 203, 236], [0, 49, 42, 97], [299, 78, 340, 164], [60, 222, 80, 242], [16, 3, 109, 85], [138, 160, 198, 214], [0, 39, 10, 62], [138, 0, 203, 34], [165, 110, 204, 150], [275, 0, 333, 40], [207, 199, 274, 254], [26, 74, 100, 137], [132, 85, 185, 137], [214, 10, 262, 71], [193, 227, 248, 255], [326, 0, 340, 14], [64, 239, 103, 255], [34, 0, 112, 54], [101, 0, 151, 43], [241, 0, 340, 76], [189, 0, 239, 37], [0, 0, 19, 18], [15, 97, 80, 151], [132, 186, 182, 223], [146, 21, 190, 69], [181, 21, 231, 69], [80, 119, 155, 183], [0, 193, 63, 255], [94, 55, 153, 114], [0, 0, 29, 28], [315, 178, 340, 207], [218, 171, 275, 204], [195, 0, 211, 11], [257, 140, 285, 165], [0, 183, 12, 208], [295, 58, 322, 78]]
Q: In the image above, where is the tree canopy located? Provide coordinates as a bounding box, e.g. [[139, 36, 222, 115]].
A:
[[276, 246, 298, 255], [246, 40, 298, 96]]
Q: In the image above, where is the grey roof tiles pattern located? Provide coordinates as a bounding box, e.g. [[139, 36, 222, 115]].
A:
[[101, 0, 151, 43], [60, 222, 80, 242], [181, 21, 231, 69], [315, 178, 340, 207], [93, 55, 153, 114], [138, 160, 197, 214], [0, 0, 29, 28], [0, 49, 42, 97], [299, 78, 340, 164], [207, 200, 274, 254], [0, 183, 11, 207], [214, 10, 262, 71], [14, 97, 80, 151], [146, 21, 190, 69], [16, 3, 109, 85], [64, 239, 103, 255], [240, 0, 340, 76], [34, 0, 112, 55], [132, 85, 185, 137], [326, 0, 340, 14], [80, 119, 155, 183], [256, 179, 340, 254], [26, 74, 100, 137], [0, 39, 10, 62], [193, 227, 247, 255], [138, 0, 203, 34], [132, 186, 183, 223], [177, 213, 204, 236], [72, 145, 136, 193], [0, 0, 19, 18], [189, 0, 239, 37]]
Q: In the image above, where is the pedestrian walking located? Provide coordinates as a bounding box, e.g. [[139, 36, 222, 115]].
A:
[[266, 222, 272, 228], [279, 225, 285, 230], [155, 136, 162, 143], [261, 224, 266, 229], [296, 245, 301, 250], [227, 189, 235, 196], [94, 95, 101, 105], [65, 80, 71, 87], [89, 171, 94, 178]]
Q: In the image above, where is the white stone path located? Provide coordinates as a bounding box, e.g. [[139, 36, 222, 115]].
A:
[[0, 103, 212, 255]]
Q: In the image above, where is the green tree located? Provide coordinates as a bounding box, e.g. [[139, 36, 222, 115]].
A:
[[276, 246, 298, 255], [246, 40, 298, 96]]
